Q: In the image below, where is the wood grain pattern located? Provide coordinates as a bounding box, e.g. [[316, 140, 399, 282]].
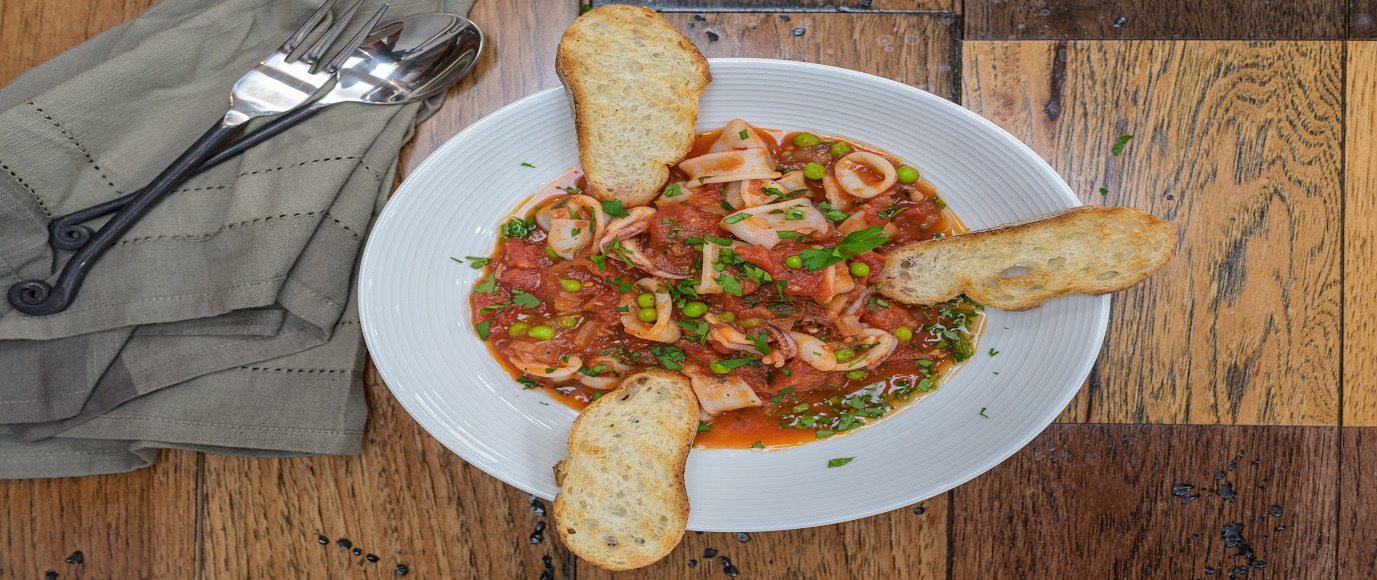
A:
[[952, 424, 1339, 578], [964, 0, 1345, 40], [1340, 428, 1377, 576], [1346, 42, 1377, 425], [198, 362, 574, 579], [0, 0, 158, 84], [592, 0, 956, 13], [579, 495, 948, 579], [0, 450, 198, 579], [1356, 0, 1377, 39], [963, 41, 1343, 426], [662, 12, 958, 102]]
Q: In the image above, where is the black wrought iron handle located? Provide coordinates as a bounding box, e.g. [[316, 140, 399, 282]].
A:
[[9, 119, 242, 315], [48, 104, 326, 251]]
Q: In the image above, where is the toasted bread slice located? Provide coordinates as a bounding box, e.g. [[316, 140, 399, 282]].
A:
[[553, 368, 698, 571], [555, 5, 711, 207], [877, 206, 1175, 311]]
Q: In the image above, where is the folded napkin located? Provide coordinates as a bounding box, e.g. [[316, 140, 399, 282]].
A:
[[0, 0, 474, 478]]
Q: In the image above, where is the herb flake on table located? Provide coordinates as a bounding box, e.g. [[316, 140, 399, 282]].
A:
[[1111, 135, 1133, 155], [827, 457, 854, 468], [988, 348, 1000, 356], [979, 407, 990, 419], [1099, 187, 1109, 196], [520, 162, 535, 168]]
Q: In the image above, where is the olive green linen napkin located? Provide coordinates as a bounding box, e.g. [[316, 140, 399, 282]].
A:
[[0, 0, 474, 478]]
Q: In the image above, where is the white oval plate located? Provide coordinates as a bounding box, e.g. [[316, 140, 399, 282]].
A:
[[359, 59, 1108, 532]]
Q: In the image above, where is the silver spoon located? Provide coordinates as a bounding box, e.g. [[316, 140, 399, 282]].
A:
[[49, 13, 484, 251]]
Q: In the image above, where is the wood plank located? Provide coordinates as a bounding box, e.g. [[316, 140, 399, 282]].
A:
[[0, 450, 199, 579], [579, 495, 948, 579], [1346, 42, 1377, 425], [591, 1, 956, 13], [964, 0, 1344, 40], [199, 362, 575, 579], [202, 1, 582, 577], [660, 12, 959, 102], [0, 0, 158, 84], [962, 41, 1343, 426], [951, 424, 1339, 578], [1340, 428, 1377, 576], [1356, 1, 1377, 39]]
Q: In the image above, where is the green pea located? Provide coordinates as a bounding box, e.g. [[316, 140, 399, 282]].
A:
[[638, 307, 658, 322], [636, 292, 655, 308], [894, 326, 913, 341], [803, 162, 826, 180], [792, 133, 820, 148], [896, 165, 919, 184], [508, 322, 532, 338], [845, 370, 867, 380], [834, 349, 855, 362], [785, 255, 803, 269], [682, 301, 708, 318], [559, 278, 583, 292], [717, 312, 737, 323], [849, 262, 870, 277], [555, 316, 579, 329], [710, 361, 731, 374], [544, 245, 560, 261], [527, 325, 555, 340], [829, 141, 852, 157]]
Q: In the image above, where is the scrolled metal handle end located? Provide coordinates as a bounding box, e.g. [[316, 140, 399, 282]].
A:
[[7, 280, 67, 315], [50, 223, 95, 251]]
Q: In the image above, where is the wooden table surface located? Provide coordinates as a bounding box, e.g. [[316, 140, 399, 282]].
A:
[[2, 0, 1372, 578]]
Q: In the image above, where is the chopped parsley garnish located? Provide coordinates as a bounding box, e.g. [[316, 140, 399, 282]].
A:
[[475, 321, 490, 340], [591, 391, 602, 400], [723, 213, 752, 224], [1111, 135, 1133, 156], [869, 296, 890, 309], [700, 175, 715, 183], [716, 273, 743, 296], [664, 183, 684, 197], [738, 129, 750, 139], [600, 199, 630, 218], [715, 357, 759, 371], [580, 364, 610, 376], [747, 331, 772, 356], [877, 206, 905, 220], [785, 206, 806, 221], [661, 218, 674, 225], [678, 319, 711, 344], [1099, 187, 1109, 196], [777, 230, 798, 239], [798, 226, 890, 271], [474, 274, 497, 294], [610, 275, 634, 292], [570, 227, 581, 237], [750, 441, 765, 449], [770, 387, 795, 403], [988, 348, 1000, 356], [650, 345, 686, 371], [463, 256, 490, 269], [520, 162, 535, 168], [817, 201, 850, 222], [720, 200, 733, 211], [827, 457, 854, 468], [560, 186, 582, 194], [517, 377, 539, 389], [698, 421, 712, 433], [741, 263, 772, 284], [816, 430, 836, 438], [478, 289, 541, 313], [979, 407, 990, 419], [502, 217, 537, 239]]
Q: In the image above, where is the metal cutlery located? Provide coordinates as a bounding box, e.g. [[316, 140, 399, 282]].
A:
[[7, 0, 389, 315], [46, 13, 483, 252]]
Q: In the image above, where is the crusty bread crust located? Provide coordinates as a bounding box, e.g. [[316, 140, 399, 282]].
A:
[[555, 5, 711, 207], [552, 368, 698, 570], [877, 206, 1176, 311]]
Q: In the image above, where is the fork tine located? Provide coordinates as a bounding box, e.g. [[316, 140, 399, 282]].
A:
[[322, 3, 390, 74], [279, 0, 339, 54], [298, 0, 367, 67]]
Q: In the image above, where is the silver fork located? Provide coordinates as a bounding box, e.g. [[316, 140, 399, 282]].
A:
[[7, 0, 390, 316]]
